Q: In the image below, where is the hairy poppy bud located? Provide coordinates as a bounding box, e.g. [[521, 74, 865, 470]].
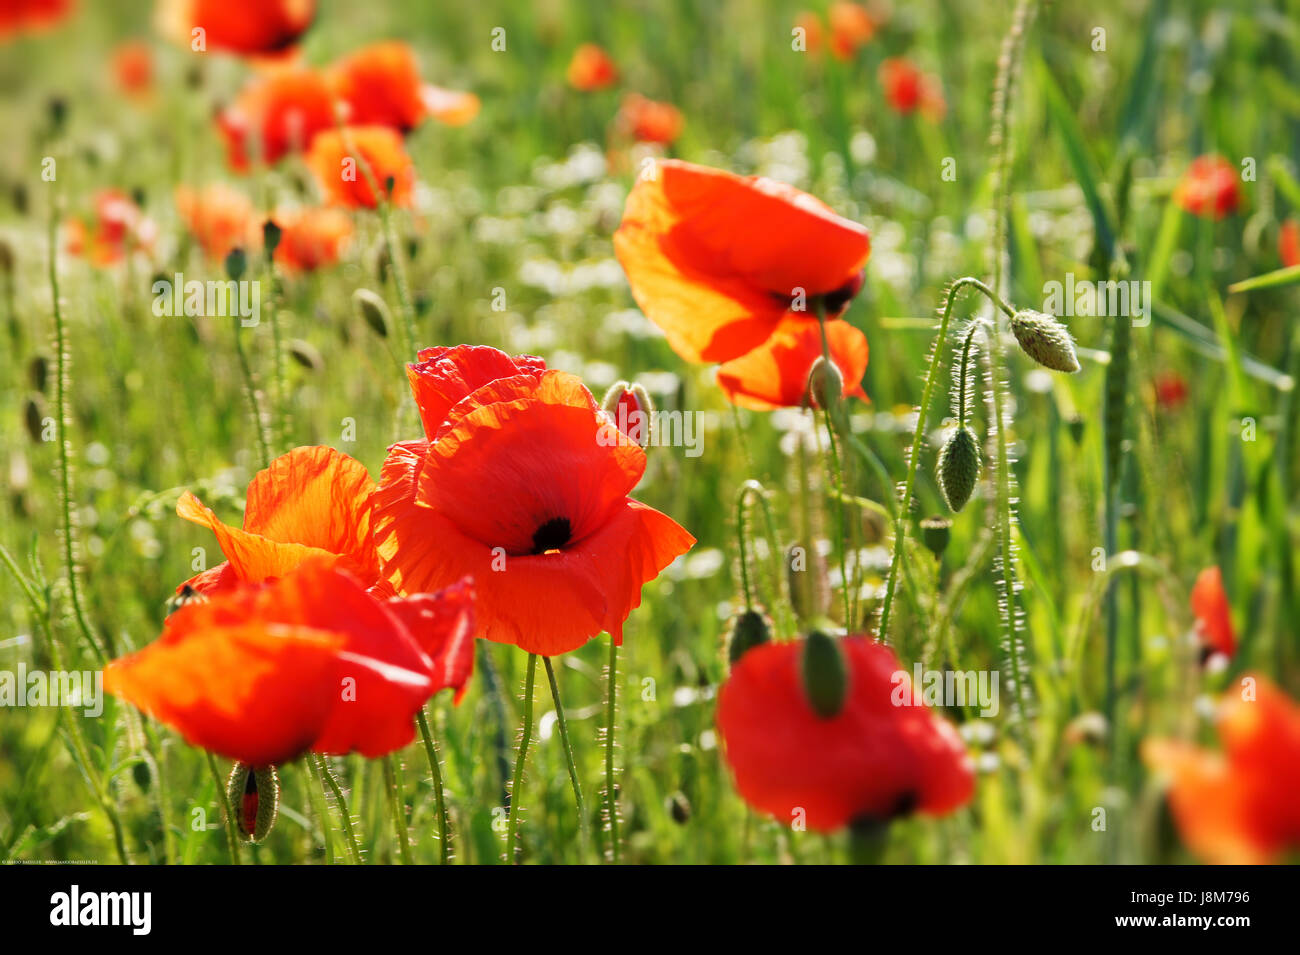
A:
[[807, 355, 844, 410], [28, 355, 49, 394], [601, 380, 653, 448], [920, 515, 951, 558], [1009, 310, 1081, 374], [727, 607, 772, 665], [262, 219, 283, 260], [801, 629, 848, 719], [937, 425, 981, 512], [227, 763, 279, 844], [224, 246, 247, 282], [352, 288, 391, 339], [668, 791, 691, 824], [1066, 413, 1085, 445], [289, 338, 323, 372], [23, 395, 45, 444]]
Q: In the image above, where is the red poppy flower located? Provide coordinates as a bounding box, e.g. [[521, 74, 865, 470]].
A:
[[271, 206, 353, 272], [305, 126, 415, 209], [1176, 155, 1242, 220], [567, 43, 618, 91], [1144, 676, 1300, 864], [828, 2, 873, 61], [175, 183, 260, 261], [216, 68, 336, 172], [879, 57, 946, 121], [165, 0, 316, 58], [327, 41, 479, 132], [793, 12, 824, 55], [176, 445, 387, 597], [1153, 370, 1188, 410], [105, 559, 475, 765], [373, 345, 695, 656], [717, 636, 974, 831], [1191, 566, 1236, 660], [65, 189, 156, 266], [1280, 218, 1300, 268], [113, 40, 152, 95], [717, 315, 868, 410], [0, 0, 73, 39], [615, 93, 684, 146]]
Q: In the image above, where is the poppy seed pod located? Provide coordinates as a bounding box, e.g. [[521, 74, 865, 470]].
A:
[[801, 629, 848, 719], [937, 425, 981, 512], [727, 607, 772, 665], [1009, 310, 1081, 374], [352, 288, 391, 338], [227, 763, 279, 843], [807, 355, 844, 410]]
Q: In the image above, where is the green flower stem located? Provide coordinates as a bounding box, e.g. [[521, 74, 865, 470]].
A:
[[231, 312, 271, 468], [878, 278, 1015, 642], [415, 709, 451, 865], [543, 656, 590, 857], [206, 751, 241, 865], [603, 636, 621, 864], [313, 754, 362, 864], [383, 755, 412, 864], [820, 400, 853, 628], [506, 652, 538, 864]]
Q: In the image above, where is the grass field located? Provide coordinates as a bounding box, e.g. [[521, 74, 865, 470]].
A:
[[0, 0, 1298, 866]]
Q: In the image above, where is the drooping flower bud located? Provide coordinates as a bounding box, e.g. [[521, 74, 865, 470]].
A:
[[289, 338, 324, 372], [227, 763, 279, 844], [727, 607, 772, 665], [601, 380, 654, 449], [920, 515, 952, 558], [352, 288, 391, 339], [806, 355, 844, 410], [1009, 310, 1081, 373], [937, 425, 981, 512], [801, 629, 848, 719]]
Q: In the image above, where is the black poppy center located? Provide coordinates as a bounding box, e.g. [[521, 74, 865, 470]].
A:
[[531, 517, 572, 554]]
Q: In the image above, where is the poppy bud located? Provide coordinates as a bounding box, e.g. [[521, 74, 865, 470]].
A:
[[1066, 413, 1085, 445], [806, 355, 844, 410], [937, 425, 981, 512], [352, 288, 391, 339], [602, 380, 653, 448], [262, 219, 283, 260], [224, 247, 247, 282], [727, 607, 772, 665], [132, 755, 153, 793], [227, 763, 279, 844], [919, 515, 951, 558], [289, 338, 323, 371], [801, 629, 848, 719], [668, 791, 691, 824], [23, 395, 45, 444], [28, 355, 49, 394], [1009, 310, 1081, 374]]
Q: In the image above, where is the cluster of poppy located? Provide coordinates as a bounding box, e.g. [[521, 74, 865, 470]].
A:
[[566, 43, 684, 147], [107, 355, 695, 765], [64, 189, 157, 266]]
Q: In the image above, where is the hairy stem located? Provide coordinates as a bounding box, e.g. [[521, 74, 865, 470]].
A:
[[506, 652, 538, 864]]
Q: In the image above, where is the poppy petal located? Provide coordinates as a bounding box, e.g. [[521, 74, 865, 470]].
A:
[[716, 316, 868, 410], [406, 345, 545, 439], [384, 577, 476, 703]]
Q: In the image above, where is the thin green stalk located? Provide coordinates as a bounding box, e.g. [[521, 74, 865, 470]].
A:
[[383, 755, 412, 864], [313, 754, 362, 864], [506, 652, 538, 864], [735, 480, 792, 635], [543, 656, 590, 857], [232, 312, 271, 468], [304, 757, 336, 864], [820, 402, 853, 628], [878, 278, 1015, 642], [206, 751, 241, 865], [415, 709, 451, 865], [603, 636, 621, 864]]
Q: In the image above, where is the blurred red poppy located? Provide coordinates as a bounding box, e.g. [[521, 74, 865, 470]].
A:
[[1280, 218, 1300, 268], [165, 0, 316, 58], [1191, 566, 1236, 660], [216, 68, 336, 171], [879, 57, 946, 121], [717, 315, 868, 410], [1176, 155, 1241, 220], [176, 445, 387, 597], [175, 183, 260, 261], [112, 40, 152, 95], [567, 43, 618, 91], [65, 189, 156, 266], [1144, 676, 1300, 864], [271, 206, 353, 272], [614, 159, 870, 408], [374, 345, 695, 656], [0, 0, 73, 39], [306, 126, 415, 209], [105, 559, 475, 765], [717, 636, 974, 831], [1153, 370, 1188, 410], [793, 12, 824, 55], [615, 93, 684, 145], [328, 41, 479, 132], [828, 2, 873, 60]]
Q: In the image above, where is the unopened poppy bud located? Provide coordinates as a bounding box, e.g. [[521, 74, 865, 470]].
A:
[[23, 395, 45, 444], [227, 763, 279, 844], [937, 425, 981, 512], [132, 754, 153, 793], [262, 219, 283, 260], [727, 607, 772, 665], [224, 246, 247, 282], [801, 629, 848, 719], [289, 338, 323, 371], [920, 515, 952, 558], [28, 355, 49, 394], [352, 288, 391, 339], [1066, 413, 1085, 445], [601, 380, 653, 448], [806, 355, 844, 410], [1009, 310, 1081, 374], [668, 791, 691, 824]]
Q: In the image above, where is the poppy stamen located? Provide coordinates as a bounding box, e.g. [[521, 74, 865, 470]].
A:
[[531, 517, 572, 554]]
